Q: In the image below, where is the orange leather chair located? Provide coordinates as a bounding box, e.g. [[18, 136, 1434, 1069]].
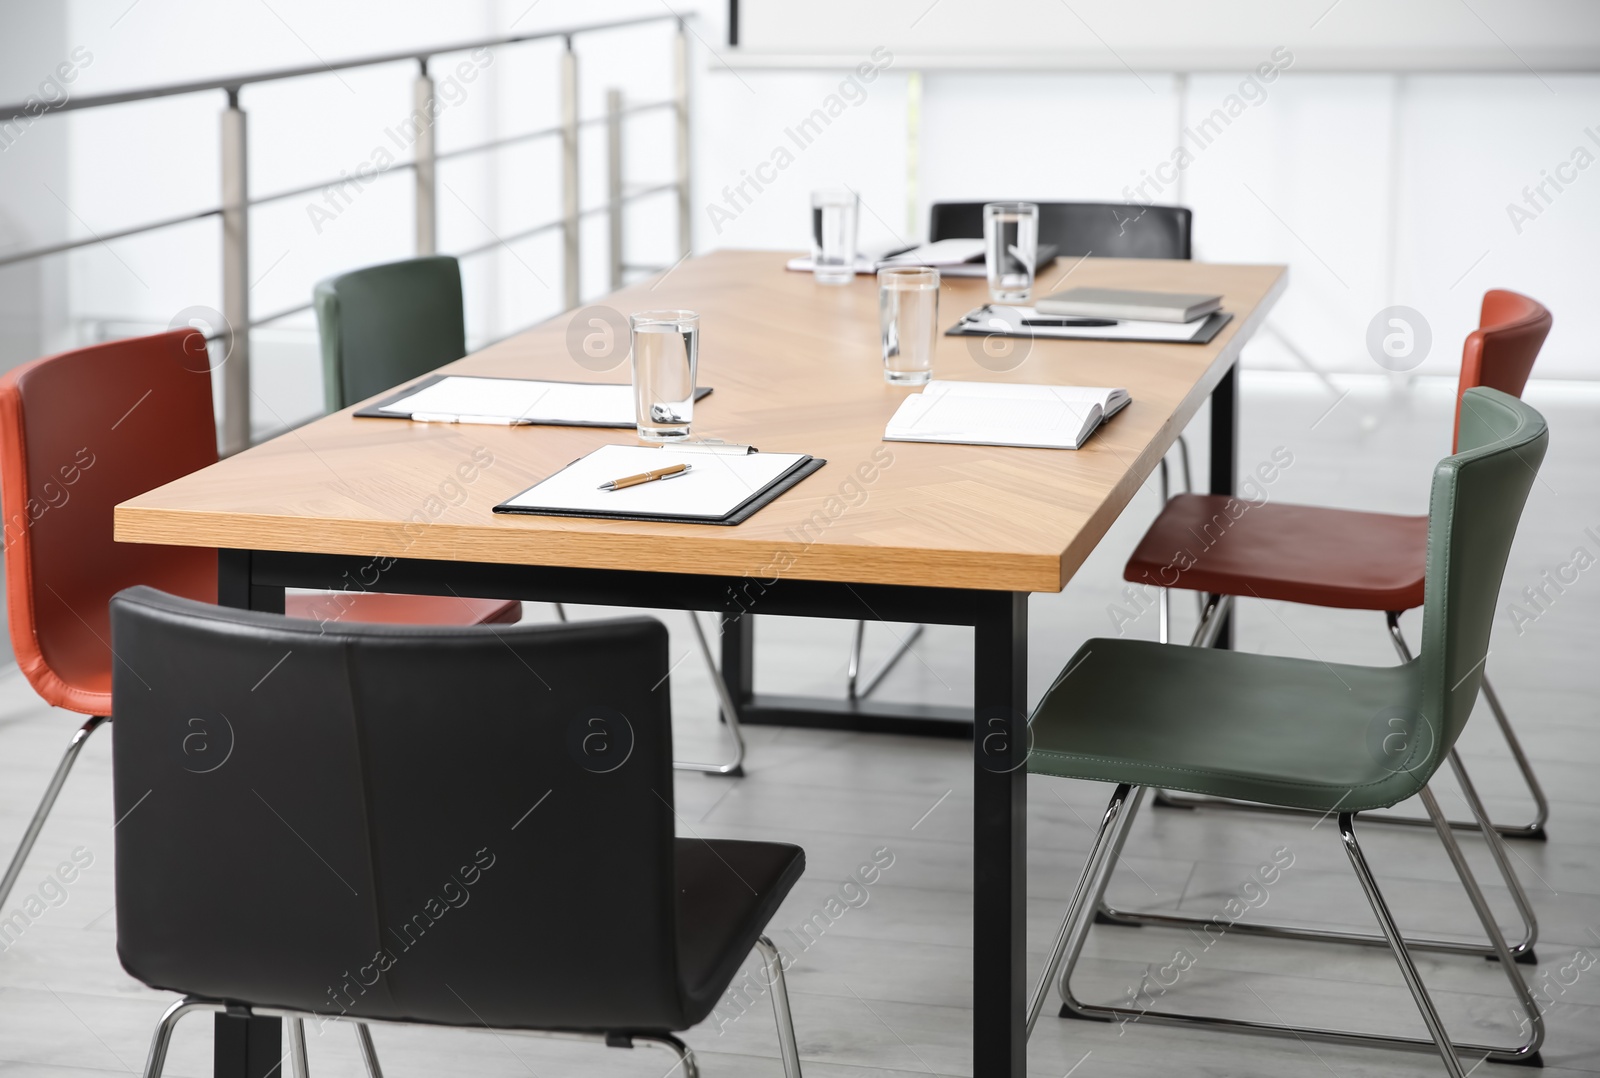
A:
[[0, 329, 517, 909], [1127, 289, 1553, 838]]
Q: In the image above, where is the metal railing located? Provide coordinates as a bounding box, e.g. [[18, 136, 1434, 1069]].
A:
[[0, 14, 693, 454]]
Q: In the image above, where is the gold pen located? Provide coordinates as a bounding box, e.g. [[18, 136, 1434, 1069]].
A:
[[597, 462, 692, 491]]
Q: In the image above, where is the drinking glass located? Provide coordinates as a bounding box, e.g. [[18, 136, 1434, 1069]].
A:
[[983, 201, 1039, 302], [629, 310, 698, 441], [878, 267, 939, 385], [811, 188, 859, 285]]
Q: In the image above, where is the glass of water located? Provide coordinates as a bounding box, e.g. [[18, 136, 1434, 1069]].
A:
[[811, 188, 859, 285], [878, 267, 940, 385], [630, 310, 698, 441], [983, 201, 1039, 302]]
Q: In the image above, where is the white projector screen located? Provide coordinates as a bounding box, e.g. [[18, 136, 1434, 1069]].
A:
[[728, 0, 1600, 71]]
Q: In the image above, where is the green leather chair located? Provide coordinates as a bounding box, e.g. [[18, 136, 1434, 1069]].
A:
[[1026, 387, 1547, 1076], [312, 256, 749, 776], [314, 254, 468, 415], [311, 254, 521, 630]]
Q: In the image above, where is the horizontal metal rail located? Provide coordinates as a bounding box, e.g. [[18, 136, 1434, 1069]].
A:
[[0, 205, 221, 269], [0, 14, 676, 120], [1, 102, 682, 266], [248, 181, 680, 328], [449, 182, 679, 262]]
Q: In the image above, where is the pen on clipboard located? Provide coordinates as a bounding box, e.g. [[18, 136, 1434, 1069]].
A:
[[411, 412, 524, 425], [597, 463, 692, 491]]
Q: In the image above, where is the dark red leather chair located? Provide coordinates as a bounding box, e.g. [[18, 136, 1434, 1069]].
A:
[[0, 329, 517, 909], [1126, 289, 1553, 838]]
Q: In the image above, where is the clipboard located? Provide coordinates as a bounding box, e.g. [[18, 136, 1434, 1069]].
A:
[[494, 444, 827, 526], [355, 374, 714, 427], [945, 308, 1233, 345]]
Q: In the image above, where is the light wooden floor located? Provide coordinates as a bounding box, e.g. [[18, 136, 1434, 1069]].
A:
[[1, 371, 1597, 1077]]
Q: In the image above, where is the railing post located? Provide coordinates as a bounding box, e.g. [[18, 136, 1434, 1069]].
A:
[[606, 87, 624, 291], [673, 19, 691, 257], [560, 37, 580, 310], [414, 59, 437, 256], [220, 89, 251, 456]]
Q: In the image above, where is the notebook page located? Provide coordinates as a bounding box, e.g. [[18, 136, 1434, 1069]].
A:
[[884, 381, 1128, 450], [500, 444, 808, 520], [380, 377, 636, 425]]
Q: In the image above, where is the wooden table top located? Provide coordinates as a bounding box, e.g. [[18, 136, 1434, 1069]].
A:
[[115, 251, 1286, 593]]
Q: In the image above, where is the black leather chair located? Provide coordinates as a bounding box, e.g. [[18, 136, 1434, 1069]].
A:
[[109, 586, 805, 1078], [927, 200, 1192, 260]]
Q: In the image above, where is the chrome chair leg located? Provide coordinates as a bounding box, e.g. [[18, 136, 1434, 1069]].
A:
[[0, 714, 109, 910], [1340, 811, 1469, 1078], [287, 1017, 310, 1078], [634, 1033, 700, 1078], [1418, 786, 1544, 1063], [1103, 747, 1538, 960], [1028, 783, 1137, 1037], [672, 611, 747, 777], [354, 1023, 383, 1078], [845, 621, 865, 700], [845, 622, 925, 701], [1478, 675, 1550, 838], [141, 997, 223, 1078], [1046, 784, 1540, 1065], [756, 934, 804, 1078]]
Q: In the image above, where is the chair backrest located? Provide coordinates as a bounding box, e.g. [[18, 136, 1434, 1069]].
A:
[[1413, 388, 1548, 780], [109, 586, 689, 1031], [1453, 289, 1551, 451], [313, 255, 466, 412], [928, 201, 1192, 260], [0, 331, 217, 713]]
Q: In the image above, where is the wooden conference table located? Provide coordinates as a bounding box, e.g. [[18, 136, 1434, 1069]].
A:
[[116, 249, 1286, 1077]]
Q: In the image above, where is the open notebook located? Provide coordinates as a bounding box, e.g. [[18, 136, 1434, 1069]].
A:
[[494, 444, 824, 525], [358, 375, 711, 428], [884, 380, 1130, 451]]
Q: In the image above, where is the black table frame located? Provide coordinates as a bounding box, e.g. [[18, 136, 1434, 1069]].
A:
[[210, 367, 1237, 1078]]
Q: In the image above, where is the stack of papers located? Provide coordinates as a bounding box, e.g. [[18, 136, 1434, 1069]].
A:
[[884, 380, 1130, 451], [1036, 287, 1222, 324]]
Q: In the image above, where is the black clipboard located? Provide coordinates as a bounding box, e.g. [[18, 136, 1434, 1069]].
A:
[[945, 310, 1233, 346], [493, 455, 827, 526], [355, 374, 714, 427]]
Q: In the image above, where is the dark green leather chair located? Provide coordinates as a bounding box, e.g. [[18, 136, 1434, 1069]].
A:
[[313, 254, 467, 414], [1026, 387, 1547, 1076], [311, 255, 519, 628]]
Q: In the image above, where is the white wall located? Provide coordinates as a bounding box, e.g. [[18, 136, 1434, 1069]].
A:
[[1, 0, 1595, 427]]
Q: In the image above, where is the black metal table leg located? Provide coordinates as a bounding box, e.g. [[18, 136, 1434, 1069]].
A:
[[213, 1012, 282, 1078], [215, 552, 284, 1078], [1208, 364, 1239, 650], [219, 550, 285, 614], [719, 611, 755, 723], [972, 592, 1028, 1077]]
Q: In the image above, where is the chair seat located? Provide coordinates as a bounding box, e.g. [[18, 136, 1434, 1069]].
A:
[[1028, 638, 1430, 813], [284, 592, 521, 627], [675, 838, 806, 1027], [1125, 494, 1428, 611]]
